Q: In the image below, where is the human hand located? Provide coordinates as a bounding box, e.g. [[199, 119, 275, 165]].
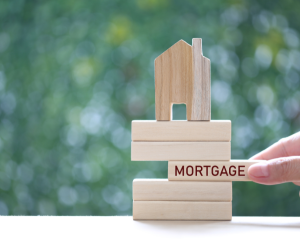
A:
[[248, 132, 300, 185]]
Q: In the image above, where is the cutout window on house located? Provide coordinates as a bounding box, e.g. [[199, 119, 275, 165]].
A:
[[172, 104, 187, 120]]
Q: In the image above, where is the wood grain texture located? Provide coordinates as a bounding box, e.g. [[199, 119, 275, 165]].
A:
[[155, 39, 211, 121], [168, 160, 264, 181], [131, 142, 230, 161], [131, 120, 231, 142], [155, 40, 193, 120], [133, 201, 232, 220], [189, 38, 211, 120], [133, 179, 232, 201]]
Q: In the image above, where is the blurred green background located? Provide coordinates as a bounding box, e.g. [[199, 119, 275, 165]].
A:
[[0, 0, 299, 216]]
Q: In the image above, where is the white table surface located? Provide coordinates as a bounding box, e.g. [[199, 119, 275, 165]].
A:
[[1, 216, 299, 239]]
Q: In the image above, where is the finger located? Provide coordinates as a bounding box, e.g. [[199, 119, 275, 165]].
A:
[[248, 157, 300, 185], [250, 139, 288, 160], [293, 182, 300, 186], [284, 132, 300, 156], [250, 132, 300, 160]]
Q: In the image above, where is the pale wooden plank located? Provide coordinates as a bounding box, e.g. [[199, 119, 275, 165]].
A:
[[131, 142, 230, 161], [132, 120, 231, 142], [202, 56, 211, 119], [133, 179, 232, 201], [133, 201, 232, 220], [168, 160, 264, 181], [189, 38, 211, 120]]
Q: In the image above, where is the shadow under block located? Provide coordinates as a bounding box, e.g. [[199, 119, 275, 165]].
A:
[[133, 201, 232, 220], [154, 39, 211, 121], [168, 160, 264, 181], [133, 179, 232, 201], [131, 142, 230, 161], [132, 120, 231, 142]]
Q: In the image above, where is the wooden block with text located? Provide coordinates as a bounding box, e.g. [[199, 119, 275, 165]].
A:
[[132, 120, 231, 142], [168, 160, 263, 181], [133, 201, 232, 220], [131, 142, 230, 161], [133, 179, 232, 201]]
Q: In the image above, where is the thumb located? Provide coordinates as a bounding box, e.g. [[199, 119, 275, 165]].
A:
[[248, 157, 300, 185]]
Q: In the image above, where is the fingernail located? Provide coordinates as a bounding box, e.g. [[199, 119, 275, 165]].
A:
[[249, 163, 269, 178]]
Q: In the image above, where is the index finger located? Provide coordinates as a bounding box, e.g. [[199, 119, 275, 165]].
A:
[[250, 132, 300, 160]]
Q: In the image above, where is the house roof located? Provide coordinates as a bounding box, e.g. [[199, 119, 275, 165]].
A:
[[155, 40, 191, 59]]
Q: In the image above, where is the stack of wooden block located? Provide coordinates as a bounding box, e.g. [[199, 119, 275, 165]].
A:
[[131, 38, 233, 220], [131, 120, 232, 220]]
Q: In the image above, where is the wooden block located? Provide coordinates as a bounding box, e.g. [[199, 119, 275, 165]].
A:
[[155, 40, 192, 121], [133, 179, 232, 201], [132, 120, 231, 142], [168, 160, 264, 181], [133, 201, 232, 220], [190, 38, 211, 120], [155, 39, 211, 121], [131, 142, 230, 161]]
